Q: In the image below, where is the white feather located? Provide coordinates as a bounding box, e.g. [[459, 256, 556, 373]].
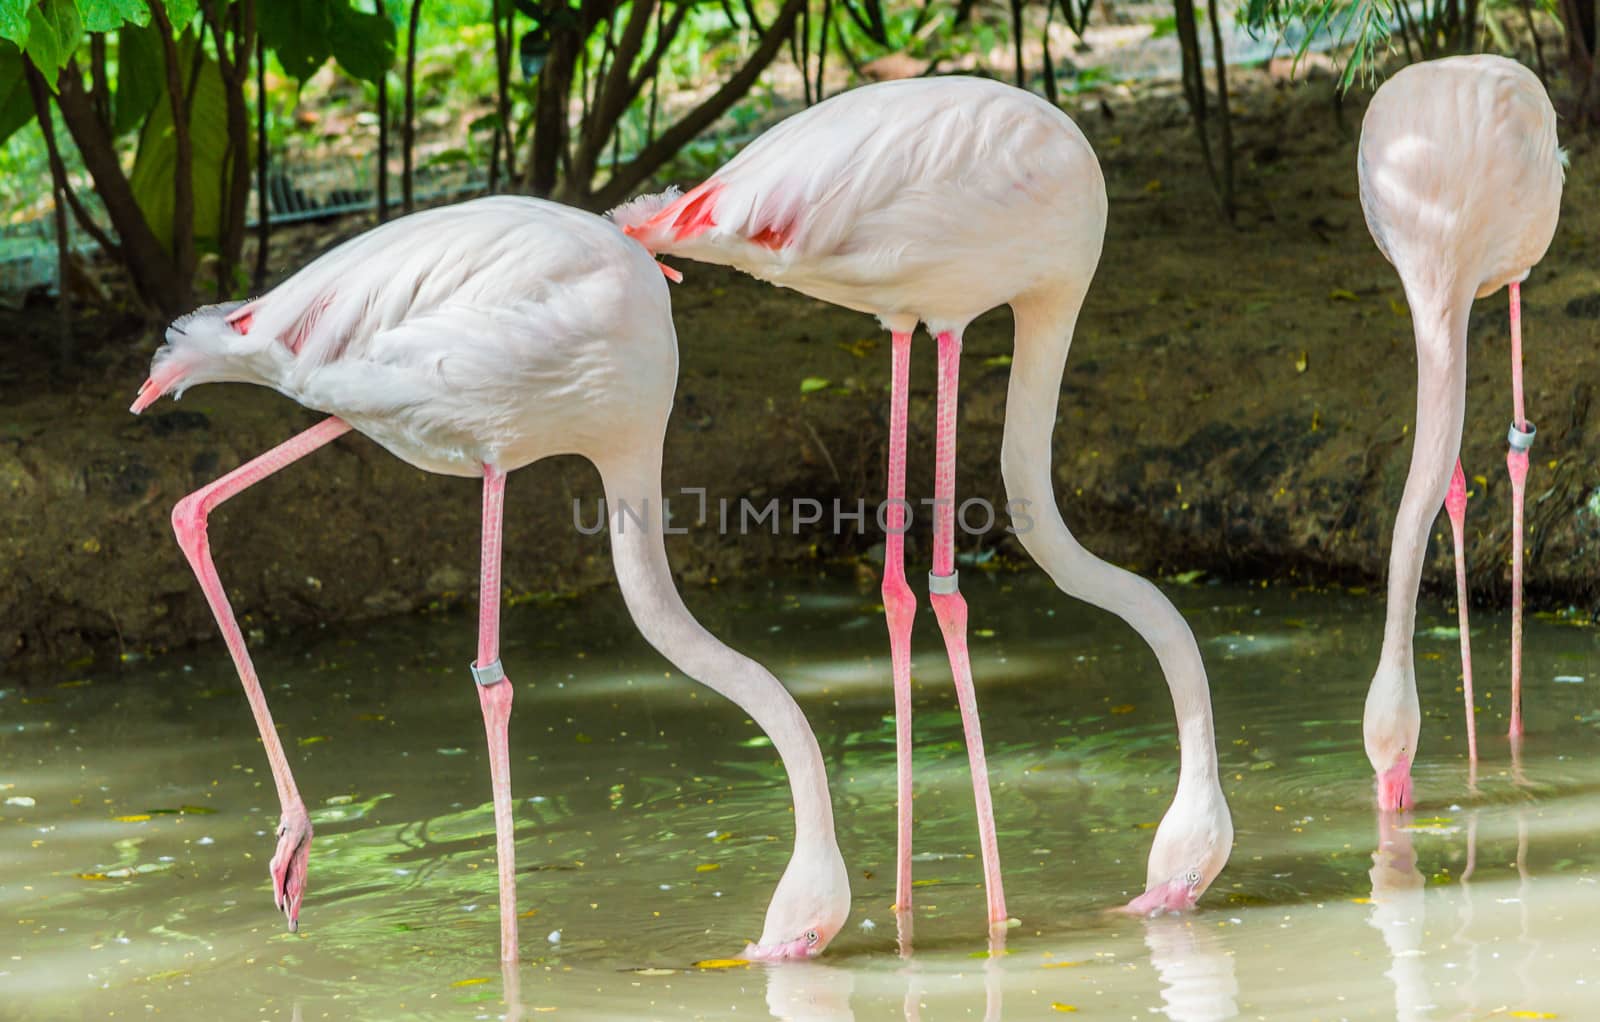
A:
[[606, 186, 682, 231]]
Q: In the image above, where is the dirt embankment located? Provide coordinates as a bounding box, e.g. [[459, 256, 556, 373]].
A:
[[4, 66, 1599, 678]]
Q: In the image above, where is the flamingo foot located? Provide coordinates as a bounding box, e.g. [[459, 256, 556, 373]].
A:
[[270, 803, 313, 931], [1376, 759, 1413, 812]]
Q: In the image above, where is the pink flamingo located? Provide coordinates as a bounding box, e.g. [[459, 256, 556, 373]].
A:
[[129, 197, 850, 961], [1357, 56, 1563, 810], [614, 76, 1232, 922]]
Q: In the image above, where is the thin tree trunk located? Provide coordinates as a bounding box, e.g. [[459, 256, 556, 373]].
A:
[[254, 32, 269, 289], [1009, 0, 1024, 86], [149, 0, 195, 307], [404, 0, 423, 210], [800, 0, 813, 105], [206, 0, 255, 297], [1040, 0, 1057, 104], [89, 35, 111, 131], [815, 0, 832, 100], [24, 63, 72, 359], [377, 70, 389, 220], [499, 0, 516, 180], [51, 58, 185, 314], [1205, 0, 1234, 220], [1522, 0, 1549, 82], [1173, 0, 1218, 199], [488, 4, 505, 190]]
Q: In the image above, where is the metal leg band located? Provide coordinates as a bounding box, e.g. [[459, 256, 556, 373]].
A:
[[470, 659, 507, 687], [1507, 421, 1536, 452], [928, 570, 960, 595]]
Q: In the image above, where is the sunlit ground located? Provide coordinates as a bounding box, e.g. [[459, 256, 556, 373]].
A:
[[5, 573, 1599, 1019]]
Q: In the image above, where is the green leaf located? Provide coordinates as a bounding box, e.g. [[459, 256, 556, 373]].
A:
[[24, 0, 82, 86], [79, 0, 151, 33], [0, 42, 36, 147], [128, 38, 233, 253], [329, 0, 395, 84], [163, 0, 201, 29], [113, 19, 162, 134], [0, 0, 28, 48], [259, 0, 332, 82], [799, 377, 830, 393]]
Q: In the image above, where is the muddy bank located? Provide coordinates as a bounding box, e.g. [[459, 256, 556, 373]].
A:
[[4, 67, 1600, 678]]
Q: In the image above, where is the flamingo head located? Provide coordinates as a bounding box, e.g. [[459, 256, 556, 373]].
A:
[[130, 300, 276, 414], [1122, 779, 1233, 917], [740, 839, 851, 961], [1363, 660, 1420, 812]]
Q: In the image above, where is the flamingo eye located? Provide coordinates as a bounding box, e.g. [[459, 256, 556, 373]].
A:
[[1185, 869, 1202, 886], [805, 930, 819, 945]]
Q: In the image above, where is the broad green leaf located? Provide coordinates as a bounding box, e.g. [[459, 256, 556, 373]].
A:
[[163, 0, 200, 29], [0, 42, 36, 147], [259, 0, 331, 82], [0, 0, 28, 48], [113, 19, 162, 134], [24, 0, 82, 86], [128, 39, 234, 253], [329, 0, 395, 83], [79, 0, 151, 33]]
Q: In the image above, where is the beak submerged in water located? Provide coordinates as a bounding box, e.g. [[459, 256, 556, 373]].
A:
[[1376, 759, 1413, 812], [1120, 879, 1201, 917], [740, 932, 824, 961]]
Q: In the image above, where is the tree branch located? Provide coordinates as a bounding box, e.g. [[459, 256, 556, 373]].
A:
[[50, 60, 185, 314], [588, 0, 806, 208]]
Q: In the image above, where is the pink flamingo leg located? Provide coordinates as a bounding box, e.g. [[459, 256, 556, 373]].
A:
[[1505, 281, 1532, 739], [169, 415, 353, 931], [1445, 461, 1477, 762], [473, 464, 520, 962], [927, 329, 1008, 928], [882, 331, 917, 913]]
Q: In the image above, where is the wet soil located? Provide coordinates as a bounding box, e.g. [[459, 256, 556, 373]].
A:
[[4, 65, 1599, 677]]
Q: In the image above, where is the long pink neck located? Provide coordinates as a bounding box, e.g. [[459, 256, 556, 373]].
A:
[[598, 447, 838, 855], [1000, 295, 1219, 792]]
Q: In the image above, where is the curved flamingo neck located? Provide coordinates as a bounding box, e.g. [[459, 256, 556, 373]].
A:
[[1001, 295, 1221, 791], [597, 448, 839, 855]]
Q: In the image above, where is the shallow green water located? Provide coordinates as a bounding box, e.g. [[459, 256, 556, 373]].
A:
[[5, 573, 1600, 1020]]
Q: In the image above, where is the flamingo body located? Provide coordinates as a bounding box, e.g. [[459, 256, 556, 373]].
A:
[[137, 198, 671, 477], [616, 76, 1106, 333]]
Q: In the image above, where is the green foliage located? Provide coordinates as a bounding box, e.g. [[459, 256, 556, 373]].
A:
[[25, 0, 82, 86], [128, 38, 230, 252], [114, 19, 162, 134], [79, 0, 149, 33], [1243, 0, 1388, 87], [260, 0, 396, 84], [0, 42, 32, 146], [259, 0, 337, 81], [330, 1, 397, 83]]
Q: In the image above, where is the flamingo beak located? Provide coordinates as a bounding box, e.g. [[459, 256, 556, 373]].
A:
[[1120, 879, 1201, 917], [129, 361, 190, 415], [740, 934, 823, 961], [1376, 759, 1413, 812]]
